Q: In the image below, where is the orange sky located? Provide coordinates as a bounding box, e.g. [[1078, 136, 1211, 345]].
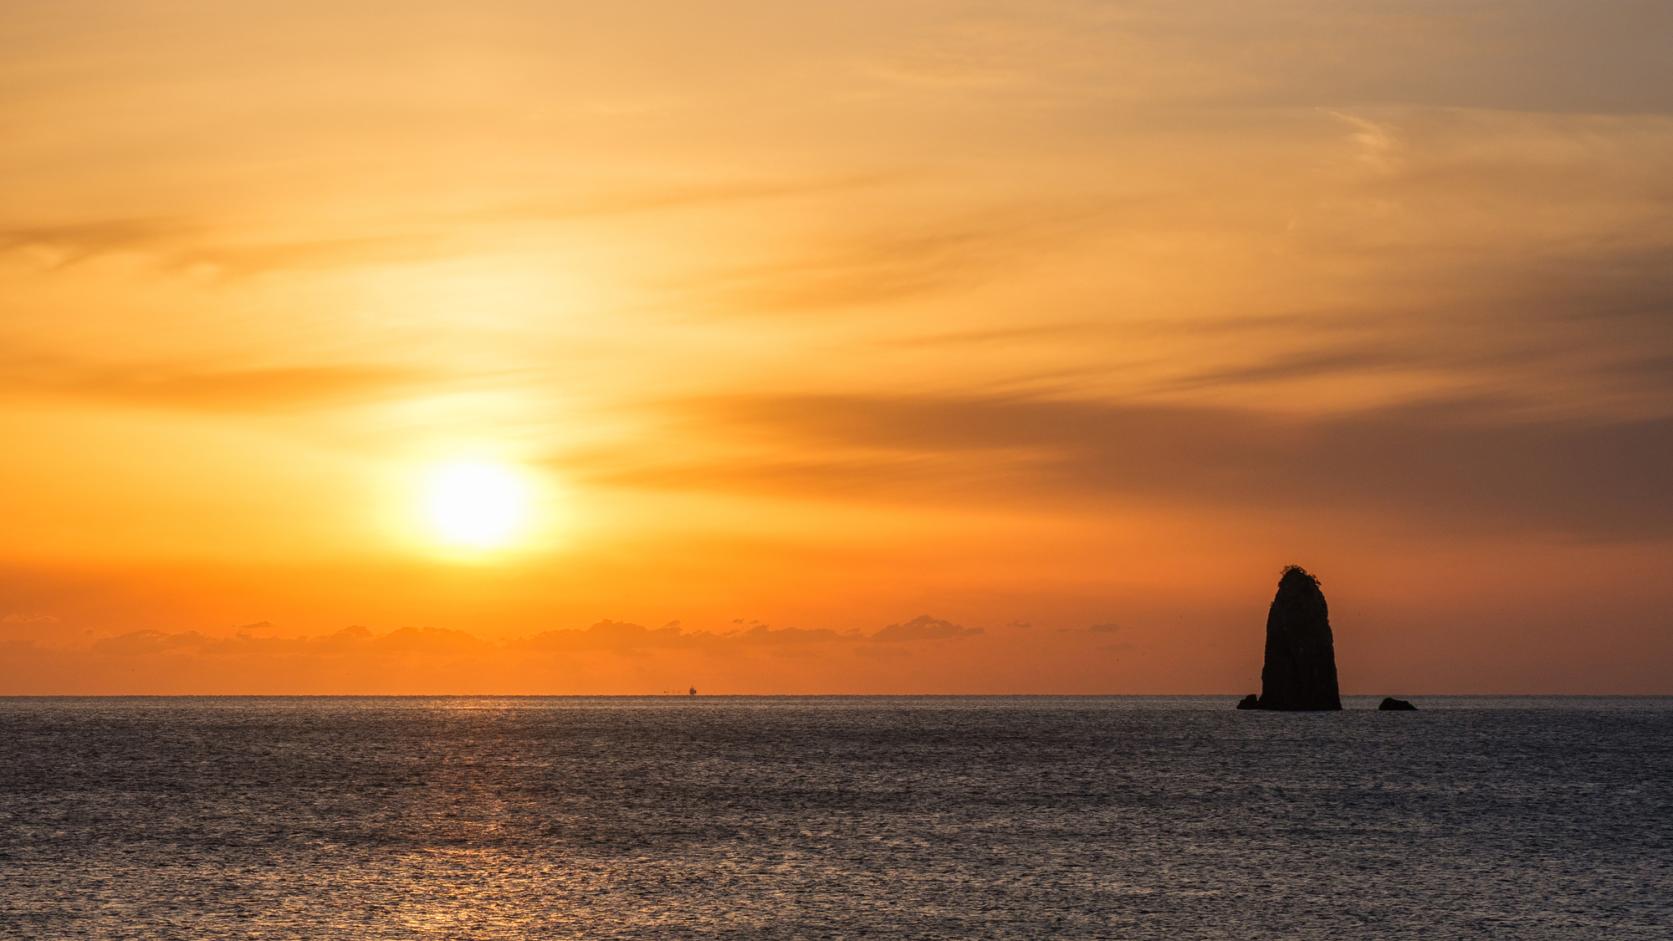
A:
[[3, 1, 1672, 693]]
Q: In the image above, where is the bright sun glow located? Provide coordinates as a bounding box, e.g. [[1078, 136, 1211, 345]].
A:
[[422, 460, 533, 550]]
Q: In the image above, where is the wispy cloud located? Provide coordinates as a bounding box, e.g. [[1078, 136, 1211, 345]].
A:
[[885, 322, 1103, 349], [676, 203, 1111, 315], [487, 172, 905, 223], [0, 356, 459, 413], [585, 391, 1673, 541], [72, 363, 446, 413], [0, 175, 902, 276], [0, 217, 194, 267]]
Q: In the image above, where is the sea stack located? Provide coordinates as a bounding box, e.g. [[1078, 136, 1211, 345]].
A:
[[1239, 565, 1342, 711]]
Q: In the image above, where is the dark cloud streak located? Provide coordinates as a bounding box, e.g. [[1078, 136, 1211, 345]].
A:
[[0, 355, 471, 414], [591, 391, 1673, 541]]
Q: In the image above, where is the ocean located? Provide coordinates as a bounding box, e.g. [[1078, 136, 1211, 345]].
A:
[[1, 696, 1668, 939]]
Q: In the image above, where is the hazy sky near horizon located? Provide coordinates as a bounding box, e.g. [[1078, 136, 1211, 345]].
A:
[[3, 1, 1672, 693]]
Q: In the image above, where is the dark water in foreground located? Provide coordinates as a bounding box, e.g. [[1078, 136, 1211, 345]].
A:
[[1, 697, 1669, 939]]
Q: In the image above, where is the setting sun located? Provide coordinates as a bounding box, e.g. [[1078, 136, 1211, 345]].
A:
[[421, 460, 533, 551]]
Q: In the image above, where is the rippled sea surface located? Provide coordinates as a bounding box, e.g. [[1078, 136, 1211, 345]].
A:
[[2, 697, 1670, 939]]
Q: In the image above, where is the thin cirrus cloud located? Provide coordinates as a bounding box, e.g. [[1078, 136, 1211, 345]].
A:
[[0, 358, 451, 414], [0, 215, 454, 276], [1139, 240, 1673, 402], [0, 217, 193, 267], [0, 175, 896, 277], [584, 392, 1673, 541], [487, 173, 904, 225], [662, 199, 1120, 318]]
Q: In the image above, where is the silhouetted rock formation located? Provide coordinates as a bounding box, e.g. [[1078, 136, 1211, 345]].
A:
[[1235, 694, 1259, 710], [1237, 565, 1342, 711], [1379, 697, 1416, 711]]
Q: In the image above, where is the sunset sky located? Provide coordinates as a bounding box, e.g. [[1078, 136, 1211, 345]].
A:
[[3, 1, 1671, 693]]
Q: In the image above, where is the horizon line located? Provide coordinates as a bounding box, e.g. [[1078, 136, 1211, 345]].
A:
[[5, 692, 1671, 700]]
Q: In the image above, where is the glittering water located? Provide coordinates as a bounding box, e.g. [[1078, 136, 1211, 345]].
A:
[[1, 697, 1669, 939]]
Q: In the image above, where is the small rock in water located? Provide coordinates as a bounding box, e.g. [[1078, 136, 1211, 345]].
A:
[[1379, 697, 1417, 711], [1235, 694, 1260, 710]]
